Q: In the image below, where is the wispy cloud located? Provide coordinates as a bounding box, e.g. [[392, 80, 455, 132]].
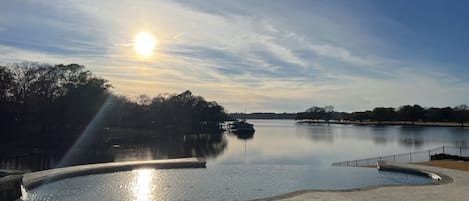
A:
[[308, 44, 377, 67]]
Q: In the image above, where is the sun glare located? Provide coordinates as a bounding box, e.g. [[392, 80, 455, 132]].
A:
[[134, 32, 156, 57], [132, 169, 154, 201]]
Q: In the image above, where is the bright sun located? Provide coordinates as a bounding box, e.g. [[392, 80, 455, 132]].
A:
[[134, 32, 156, 57]]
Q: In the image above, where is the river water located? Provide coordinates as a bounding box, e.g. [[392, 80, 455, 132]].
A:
[[25, 120, 469, 200]]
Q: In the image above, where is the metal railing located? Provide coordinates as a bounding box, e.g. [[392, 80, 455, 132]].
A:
[[332, 145, 469, 167]]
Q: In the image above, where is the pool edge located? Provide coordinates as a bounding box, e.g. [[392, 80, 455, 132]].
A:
[[252, 162, 461, 201], [22, 157, 206, 190]]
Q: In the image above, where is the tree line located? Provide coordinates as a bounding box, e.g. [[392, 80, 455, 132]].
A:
[[0, 62, 228, 141], [296, 104, 469, 126]]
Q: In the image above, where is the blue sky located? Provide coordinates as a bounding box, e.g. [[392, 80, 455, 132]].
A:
[[1, 0, 468, 112]]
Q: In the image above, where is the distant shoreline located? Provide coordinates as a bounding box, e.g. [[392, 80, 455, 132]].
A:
[[296, 120, 469, 127]]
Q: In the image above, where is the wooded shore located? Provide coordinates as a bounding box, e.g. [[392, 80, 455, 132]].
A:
[[296, 120, 469, 127]]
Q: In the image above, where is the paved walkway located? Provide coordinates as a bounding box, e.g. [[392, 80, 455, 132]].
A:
[[23, 157, 205, 190], [256, 163, 469, 201]]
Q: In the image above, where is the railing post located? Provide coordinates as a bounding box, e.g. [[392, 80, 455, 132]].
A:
[[460, 146, 462, 156], [409, 152, 412, 163], [428, 150, 431, 161], [393, 155, 396, 162], [443, 145, 445, 154]]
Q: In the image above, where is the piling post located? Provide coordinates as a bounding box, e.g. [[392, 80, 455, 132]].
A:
[[428, 150, 431, 161], [409, 152, 412, 163], [442, 146, 445, 154], [460, 146, 463, 157]]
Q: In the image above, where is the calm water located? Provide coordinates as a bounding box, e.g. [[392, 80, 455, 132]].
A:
[[26, 120, 469, 201]]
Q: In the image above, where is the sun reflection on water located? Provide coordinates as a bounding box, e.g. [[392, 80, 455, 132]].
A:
[[132, 169, 154, 201]]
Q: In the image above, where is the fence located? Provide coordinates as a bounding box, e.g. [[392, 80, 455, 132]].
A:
[[332, 145, 469, 167]]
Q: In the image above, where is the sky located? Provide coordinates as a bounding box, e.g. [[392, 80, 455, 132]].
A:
[[1, 0, 469, 112]]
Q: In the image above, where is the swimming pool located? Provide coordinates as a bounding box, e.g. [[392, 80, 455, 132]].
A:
[[25, 166, 431, 201]]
